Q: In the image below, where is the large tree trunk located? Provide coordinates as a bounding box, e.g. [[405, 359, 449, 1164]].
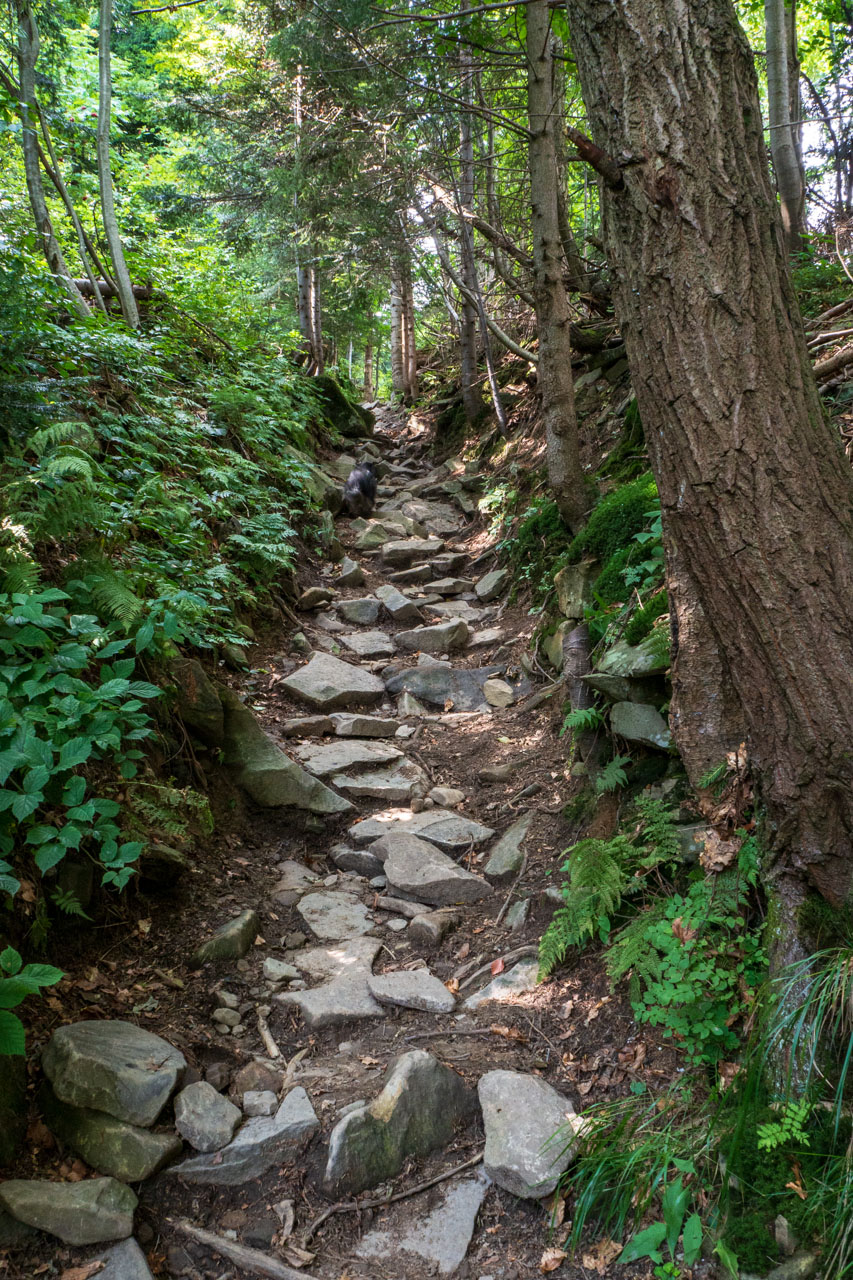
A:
[[15, 5, 90, 319], [389, 274, 406, 398], [97, 0, 139, 329], [401, 262, 418, 401], [458, 5, 483, 425], [564, 0, 853, 905], [765, 0, 806, 254], [363, 343, 374, 398], [527, 0, 588, 531]]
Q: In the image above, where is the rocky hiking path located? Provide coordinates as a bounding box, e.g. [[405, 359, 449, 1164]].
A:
[[3, 405, 659, 1280]]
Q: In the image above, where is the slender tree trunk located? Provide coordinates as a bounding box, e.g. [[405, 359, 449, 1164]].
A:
[[97, 0, 139, 328], [550, 37, 594, 296], [402, 264, 418, 401], [564, 0, 853, 905], [458, 4, 482, 424], [15, 5, 89, 318], [363, 343, 374, 398], [296, 260, 316, 371], [389, 274, 405, 398], [765, 0, 806, 254], [527, 0, 588, 530], [312, 259, 324, 373]]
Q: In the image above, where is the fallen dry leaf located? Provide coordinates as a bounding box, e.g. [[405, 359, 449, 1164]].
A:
[[491, 957, 505, 976], [700, 829, 741, 873], [540, 1247, 567, 1272], [455, 942, 471, 961], [671, 916, 698, 944], [445, 977, 460, 994], [359, 1055, 381, 1066], [543, 1190, 566, 1228], [60, 1265, 105, 1280], [136, 918, 151, 937], [581, 1238, 622, 1274], [489, 1024, 528, 1043]]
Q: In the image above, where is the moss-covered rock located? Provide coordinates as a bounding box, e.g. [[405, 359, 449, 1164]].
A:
[[314, 375, 375, 439]]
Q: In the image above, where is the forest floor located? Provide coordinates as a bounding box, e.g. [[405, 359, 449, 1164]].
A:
[[6, 403, 685, 1280]]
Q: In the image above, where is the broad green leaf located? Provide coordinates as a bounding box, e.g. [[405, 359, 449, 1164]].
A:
[[0, 946, 22, 975], [12, 792, 41, 820], [0, 874, 20, 896], [134, 619, 155, 652], [618, 1222, 666, 1264], [25, 824, 59, 846], [22, 766, 50, 794], [34, 843, 66, 873], [58, 737, 93, 770], [63, 775, 86, 806], [714, 1241, 740, 1277], [18, 963, 63, 988], [683, 1214, 702, 1266], [662, 1176, 690, 1257], [0, 1010, 25, 1054]]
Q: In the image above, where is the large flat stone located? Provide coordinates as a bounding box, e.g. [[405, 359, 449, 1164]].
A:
[[292, 740, 403, 777], [380, 835, 491, 906], [323, 1051, 474, 1195], [0, 1178, 137, 1246], [297, 891, 374, 940], [336, 597, 381, 625], [282, 652, 386, 711], [596, 636, 669, 679], [340, 629, 396, 658], [381, 538, 445, 568], [478, 1071, 580, 1199], [332, 760, 427, 802], [290, 936, 383, 981], [42, 1020, 186, 1128], [395, 618, 469, 654], [483, 814, 533, 882], [39, 1085, 182, 1182], [170, 1088, 318, 1185], [475, 568, 509, 602], [220, 688, 351, 813], [355, 1170, 489, 1275], [350, 808, 494, 851], [330, 844, 385, 877], [331, 713, 399, 738], [276, 971, 384, 1028], [369, 970, 456, 1013], [384, 664, 524, 712], [463, 959, 540, 1009]]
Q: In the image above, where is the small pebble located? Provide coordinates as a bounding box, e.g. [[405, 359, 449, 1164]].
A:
[[231, 1024, 246, 1037], [369, 876, 387, 889], [236, 959, 250, 972], [243, 1090, 277, 1117], [214, 1007, 240, 1028], [323, 873, 338, 887], [288, 979, 307, 990], [216, 990, 239, 1009], [386, 917, 408, 932], [283, 931, 307, 949]]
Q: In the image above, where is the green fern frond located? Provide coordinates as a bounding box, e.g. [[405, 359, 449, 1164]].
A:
[[28, 421, 95, 457], [42, 453, 94, 482], [539, 836, 632, 977], [595, 754, 631, 794], [0, 558, 41, 595], [51, 887, 91, 919], [83, 567, 144, 629]]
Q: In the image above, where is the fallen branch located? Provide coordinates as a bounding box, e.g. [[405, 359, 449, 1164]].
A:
[[301, 1150, 484, 1244], [814, 341, 853, 380], [257, 1009, 281, 1059], [172, 1219, 318, 1280]]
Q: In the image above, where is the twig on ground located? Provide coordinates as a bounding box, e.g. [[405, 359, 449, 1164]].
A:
[[404, 1027, 499, 1041], [171, 1219, 317, 1280], [257, 1010, 281, 1059], [457, 944, 539, 991], [301, 1150, 485, 1244], [493, 853, 528, 927]]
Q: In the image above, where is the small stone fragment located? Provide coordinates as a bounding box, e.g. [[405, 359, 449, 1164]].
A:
[[262, 958, 301, 984], [504, 899, 530, 931], [189, 909, 260, 969], [340, 629, 396, 659], [243, 1090, 277, 1117], [368, 970, 456, 1013], [280, 715, 335, 737], [408, 910, 460, 946], [233, 1062, 284, 1095], [464, 959, 539, 1008], [337, 597, 381, 625], [483, 813, 533, 882], [610, 700, 672, 750], [298, 586, 335, 610], [380, 834, 491, 906], [483, 678, 514, 707], [85, 1238, 155, 1280], [336, 556, 366, 587], [331, 713, 399, 738], [429, 786, 465, 807], [171, 1088, 319, 1185], [478, 1070, 581, 1199], [475, 568, 509, 602], [174, 1081, 242, 1153], [395, 618, 469, 654]]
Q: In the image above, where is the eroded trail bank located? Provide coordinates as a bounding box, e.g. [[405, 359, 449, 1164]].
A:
[[4, 405, 665, 1280]]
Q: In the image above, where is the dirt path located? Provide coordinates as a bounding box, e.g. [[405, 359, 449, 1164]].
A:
[[11, 406, 662, 1280]]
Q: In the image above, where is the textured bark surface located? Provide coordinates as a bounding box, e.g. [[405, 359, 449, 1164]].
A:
[[389, 274, 405, 397], [97, 0, 139, 328], [765, 0, 805, 253], [527, 0, 586, 530], [565, 0, 853, 902], [458, 5, 483, 425]]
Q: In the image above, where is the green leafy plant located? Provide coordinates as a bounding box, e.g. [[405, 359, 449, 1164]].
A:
[[756, 1099, 812, 1151], [560, 706, 604, 737], [595, 754, 632, 794], [0, 946, 63, 1054], [619, 1176, 703, 1274]]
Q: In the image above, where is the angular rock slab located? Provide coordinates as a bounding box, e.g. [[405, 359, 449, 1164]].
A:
[[220, 687, 351, 814], [610, 700, 672, 749], [483, 813, 533, 882], [86, 1238, 155, 1280], [475, 568, 509, 602], [292, 739, 403, 777], [336, 555, 366, 587], [352, 807, 494, 852], [336, 597, 381, 625], [395, 618, 469, 655], [477, 1071, 581, 1199], [355, 1170, 490, 1275], [39, 1084, 182, 1182], [331, 712, 399, 738], [381, 537, 445, 568], [171, 1088, 318, 1185], [340, 629, 396, 659], [464, 958, 540, 1009], [323, 1050, 474, 1195], [380, 835, 491, 906], [42, 1020, 186, 1128], [369, 969, 456, 1013], [384, 664, 525, 712], [174, 1080, 242, 1153], [596, 636, 669, 679], [282, 652, 386, 711], [189, 908, 259, 968], [332, 760, 427, 803], [276, 971, 384, 1028], [0, 1177, 137, 1246], [297, 891, 374, 940], [375, 583, 424, 624], [290, 936, 383, 982]]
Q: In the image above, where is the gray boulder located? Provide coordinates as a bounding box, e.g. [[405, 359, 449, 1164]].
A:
[[296, 891, 374, 940], [474, 568, 509, 601], [337, 597, 381, 625], [384, 664, 527, 712], [331, 712, 399, 738], [174, 1081, 242, 1152], [189, 908, 260, 968], [354, 808, 494, 852], [332, 759, 428, 802], [368, 970, 456, 1013], [381, 538, 445, 568], [293, 738, 403, 777], [171, 1088, 319, 1185], [553, 563, 594, 620], [478, 1071, 581, 1199], [483, 813, 533, 882], [596, 636, 669, 678], [375, 583, 424, 623], [42, 1021, 185, 1128], [276, 971, 384, 1028], [220, 687, 351, 813], [610, 700, 672, 750], [84, 1239, 154, 1280], [39, 1085, 182, 1181], [380, 834, 491, 906], [396, 619, 470, 655], [0, 1177, 137, 1246], [336, 556, 366, 587], [282, 652, 386, 711], [323, 1051, 473, 1195]]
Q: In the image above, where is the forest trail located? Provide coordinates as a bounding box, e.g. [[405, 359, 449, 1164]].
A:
[[17, 405, 650, 1280]]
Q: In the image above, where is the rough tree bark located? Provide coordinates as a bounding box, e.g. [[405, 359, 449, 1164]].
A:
[[15, 5, 89, 318], [401, 261, 418, 401], [765, 0, 806, 254], [363, 343, 374, 398], [389, 273, 406, 398], [564, 0, 853, 906], [97, 0, 139, 328], [527, 0, 588, 530]]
